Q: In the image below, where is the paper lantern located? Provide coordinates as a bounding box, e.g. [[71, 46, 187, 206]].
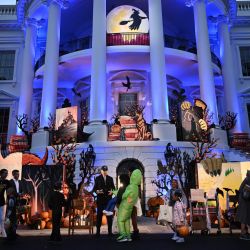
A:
[[102, 215, 107, 225], [63, 216, 70, 228]]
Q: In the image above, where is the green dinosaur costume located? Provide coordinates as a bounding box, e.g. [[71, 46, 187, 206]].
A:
[[117, 169, 142, 240]]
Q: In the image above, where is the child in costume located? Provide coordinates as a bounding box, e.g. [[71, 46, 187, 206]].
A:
[[172, 189, 186, 243], [5, 187, 17, 241], [117, 169, 142, 242], [103, 174, 130, 216]]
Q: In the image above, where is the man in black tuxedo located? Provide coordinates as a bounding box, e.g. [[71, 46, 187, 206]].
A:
[[93, 165, 115, 237], [9, 170, 23, 196]]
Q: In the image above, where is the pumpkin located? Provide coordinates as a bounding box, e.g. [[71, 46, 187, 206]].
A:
[[177, 225, 189, 237], [41, 211, 49, 219], [111, 124, 121, 133], [102, 215, 107, 225], [46, 221, 53, 229], [40, 220, 46, 229]]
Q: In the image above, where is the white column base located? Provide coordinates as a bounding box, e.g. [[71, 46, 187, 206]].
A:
[[210, 128, 228, 148], [152, 123, 177, 141], [83, 124, 108, 142], [31, 130, 50, 149]]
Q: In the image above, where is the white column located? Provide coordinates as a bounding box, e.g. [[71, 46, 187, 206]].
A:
[[218, 15, 242, 132], [40, 0, 67, 127], [148, 0, 169, 122], [17, 18, 38, 134], [147, 0, 176, 141], [89, 0, 107, 123], [187, 0, 218, 124]]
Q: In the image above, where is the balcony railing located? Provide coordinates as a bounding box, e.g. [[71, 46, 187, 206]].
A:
[[237, 1, 250, 16], [107, 33, 149, 46], [164, 35, 221, 69], [34, 34, 221, 71], [0, 5, 16, 16]]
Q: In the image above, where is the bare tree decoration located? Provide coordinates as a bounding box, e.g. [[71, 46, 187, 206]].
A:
[[190, 109, 218, 162], [23, 169, 49, 214], [48, 113, 56, 131], [219, 111, 237, 131], [152, 143, 195, 198], [169, 89, 187, 125], [16, 113, 40, 147], [78, 144, 98, 196], [79, 101, 89, 127], [51, 143, 77, 194]]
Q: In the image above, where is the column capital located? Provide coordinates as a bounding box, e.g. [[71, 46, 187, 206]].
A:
[[25, 18, 46, 28], [208, 15, 229, 26], [43, 0, 69, 9], [185, 0, 206, 7]]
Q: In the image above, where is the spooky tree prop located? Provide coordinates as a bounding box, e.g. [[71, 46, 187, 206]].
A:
[[51, 143, 77, 195], [16, 113, 40, 147], [190, 109, 218, 163], [219, 111, 237, 147], [78, 144, 99, 196], [23, 167, 49, 214], [152, 143, 194, 198], [169, 88, 187, 125]]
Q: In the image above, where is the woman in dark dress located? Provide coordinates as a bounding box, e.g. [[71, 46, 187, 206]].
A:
[[236, 170, 250, 240]]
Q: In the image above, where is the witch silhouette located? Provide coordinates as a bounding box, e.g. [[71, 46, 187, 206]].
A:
[[120, 9, 147, 31]]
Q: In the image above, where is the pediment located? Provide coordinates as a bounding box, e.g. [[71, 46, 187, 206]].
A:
[[0, 90, 17, 100]]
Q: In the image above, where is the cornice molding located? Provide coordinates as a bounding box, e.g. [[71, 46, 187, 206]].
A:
[[42, 0, 69, 9]]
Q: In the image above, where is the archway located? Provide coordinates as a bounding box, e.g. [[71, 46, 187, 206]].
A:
[[116, 158, 145, 214]]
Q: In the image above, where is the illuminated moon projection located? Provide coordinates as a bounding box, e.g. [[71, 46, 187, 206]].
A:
[[107, 5, 149, 34]]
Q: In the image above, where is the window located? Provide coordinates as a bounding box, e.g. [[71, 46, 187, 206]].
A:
[[119, 93, 137, 115], [0, 107, 10, 145], [239, 47, 250, 76], [0, 50, 15, 80], [247, 104, 250, 127]]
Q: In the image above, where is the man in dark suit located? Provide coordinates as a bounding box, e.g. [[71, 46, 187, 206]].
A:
[[93, 165, 115, 237], [9, 170, 23, 196]]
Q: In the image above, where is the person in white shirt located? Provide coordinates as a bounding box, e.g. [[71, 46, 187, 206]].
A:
[[9, 170, 22, 196]]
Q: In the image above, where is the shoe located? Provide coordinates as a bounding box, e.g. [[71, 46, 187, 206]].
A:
[[106, 211, 113, 216], [176, 238, 184, 243], [116, 235, 124, 241], [117, 237, 128, 242], [131, 230, 140, 240], [171, 233, 178, 240], [103, 210, 108, 214], [126, 237, 132, 242], [95, 233, 100, 238], [240, 234, 250, 240], [171, 236, 179, 240]]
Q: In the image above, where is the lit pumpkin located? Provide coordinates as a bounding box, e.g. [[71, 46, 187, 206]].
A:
[[46, 221, 53, 229], [178, 226, 189, 237], [102, 215, 107, 225], [40, 220, 46, 230], [41, 211, 49, 219]]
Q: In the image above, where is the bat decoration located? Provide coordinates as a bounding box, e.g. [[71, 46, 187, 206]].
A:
[[122, 76, 132, 92], [72, 87, 81, 97]]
